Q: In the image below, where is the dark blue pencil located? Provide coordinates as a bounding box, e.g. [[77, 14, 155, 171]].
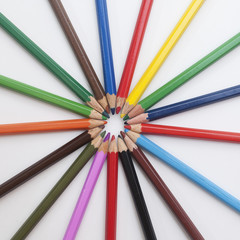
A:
[[127, 85, 240, 124], [96, 0, 117, 114]]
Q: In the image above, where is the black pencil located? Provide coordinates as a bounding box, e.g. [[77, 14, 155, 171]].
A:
[[117, 136, 157, 240]]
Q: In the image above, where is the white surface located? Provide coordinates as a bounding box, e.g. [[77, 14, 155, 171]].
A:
[[0, 0, 240, 239]]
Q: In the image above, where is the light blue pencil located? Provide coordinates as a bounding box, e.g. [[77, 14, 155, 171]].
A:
[[125, 129, 240, 212]]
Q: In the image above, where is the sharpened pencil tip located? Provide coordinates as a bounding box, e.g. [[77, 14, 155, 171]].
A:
[[100, 131, 106, 137], [111, 135, 115, 141], [124, 129, 129, 133], [111, 108, 115, 115], [124, 125, 131, 130], [103, 133, 111, 142], [120, 113, 125, 118], [103, 111, 110, 118], [116, 107, 121, 114], [120, 131, 126, 138], [99, 125, 105, 129], [124, 121, 128, 125], [123, 115, 129, 121], [103, 121, 108, 125]]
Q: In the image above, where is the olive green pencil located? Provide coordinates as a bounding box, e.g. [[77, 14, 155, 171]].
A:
[[11, 131, 106, 240], [0, 75, 107, 120], [0, 12, 108, 117]]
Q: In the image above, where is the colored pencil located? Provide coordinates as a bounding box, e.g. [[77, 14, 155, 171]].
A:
[[64, 133, 110, 240], [11, 131, 106, 240], [0, 119, 106, 135], [95, 0, 117, 114], [125, 32, 240, 120], [105, 136, 118, 240], [0, 127, 104, 198], [125, 130, 240, 212], [121, 131, 204, 240], [121, 0, 205, 117], [0, 75, 107, 120], [118, 136, 157, 240], [126, 85, 240, 124], [116, 0, 153, 114], [0, 13, 108, 117], [49, 0, 110, 114], [126, 123, 240, 143]]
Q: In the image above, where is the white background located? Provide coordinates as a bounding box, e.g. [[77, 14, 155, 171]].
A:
[[0, 0, 240, 239]]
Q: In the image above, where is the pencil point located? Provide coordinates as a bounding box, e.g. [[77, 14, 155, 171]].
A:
[[102, 115, 108, 120], [99, 125, 105, 129], [105, 105, 110, 114], [120, 113, 125, 118], [100, 131, 106, 137], [124, 121, 128, 125], [104, 132, 111, 142], [111, 135, 115, 141], [103, 111, 110, 118], [123, 115, 129, 121], [120, 131, 126, 138], [124, 129, 129, 133], [124, 125, 131, 130], [103, 121, 108, 125], [116, 106, 121, 114], [111, 108, 115, 115]]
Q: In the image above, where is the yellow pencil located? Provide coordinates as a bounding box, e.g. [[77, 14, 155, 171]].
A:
[[121, 0, 205, 118]]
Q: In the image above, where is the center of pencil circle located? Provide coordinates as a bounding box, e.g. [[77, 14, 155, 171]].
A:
[[104, 114, 124, 137]]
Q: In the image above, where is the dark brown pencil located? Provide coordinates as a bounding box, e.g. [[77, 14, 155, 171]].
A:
[[121, 131, 204, 240], [49, 0, 110, 114], [0, 127, 103, 198]]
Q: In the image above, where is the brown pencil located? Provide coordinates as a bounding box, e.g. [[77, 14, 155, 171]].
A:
[[49, 0, 110, 114], [121, 131, 204, 240], [0, 127, 103, 198]]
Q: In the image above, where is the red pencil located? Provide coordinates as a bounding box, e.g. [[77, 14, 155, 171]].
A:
[[105, 136, 118, 240], [116, 0, 153, 114], [125, 123, 240, 142]]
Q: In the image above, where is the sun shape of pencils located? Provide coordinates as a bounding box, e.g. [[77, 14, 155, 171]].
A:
[[0, 0, 240, 239]]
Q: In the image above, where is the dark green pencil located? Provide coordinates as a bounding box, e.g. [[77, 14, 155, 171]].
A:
[[0, 12, 108, 117], [11, 131, 106, 240]]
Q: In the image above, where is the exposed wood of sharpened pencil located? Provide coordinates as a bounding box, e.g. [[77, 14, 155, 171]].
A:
[[0, 75, 107, 120], [0, 127, 104, 198], [105, 136, 118, 240], [121, 131, 204, 240], [118, 136, 157, 240], [0, 13, 107, 117], [125, 123, 240, 143], [49, 0, 110, 114], [11, 131, 106, 240]]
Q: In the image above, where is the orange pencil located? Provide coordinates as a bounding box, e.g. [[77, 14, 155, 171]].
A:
[[0, 119, 107, 135]]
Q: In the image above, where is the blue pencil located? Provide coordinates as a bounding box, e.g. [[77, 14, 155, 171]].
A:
[[125, 129, 240, 212], [126, 85, 240, 124], [96, 0, 117, 114]]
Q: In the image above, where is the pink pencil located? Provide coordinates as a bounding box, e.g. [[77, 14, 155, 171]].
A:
[[63, 133, 110, 240]]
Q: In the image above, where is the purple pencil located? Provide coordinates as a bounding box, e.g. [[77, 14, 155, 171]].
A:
[[63, 133, 110, 240]]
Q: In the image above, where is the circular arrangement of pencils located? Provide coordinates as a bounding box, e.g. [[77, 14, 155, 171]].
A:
[[0, 0, 239, 239]]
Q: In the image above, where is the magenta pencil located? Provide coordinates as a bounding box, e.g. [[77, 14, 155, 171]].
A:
[[63, 133, 110, 240]]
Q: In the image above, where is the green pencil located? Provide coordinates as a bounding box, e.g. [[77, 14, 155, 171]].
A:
[[125, 32, 240, 120], [11, 131, 106, 240], [0, 75, 107, 120], [0, 12, 108, 117]]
